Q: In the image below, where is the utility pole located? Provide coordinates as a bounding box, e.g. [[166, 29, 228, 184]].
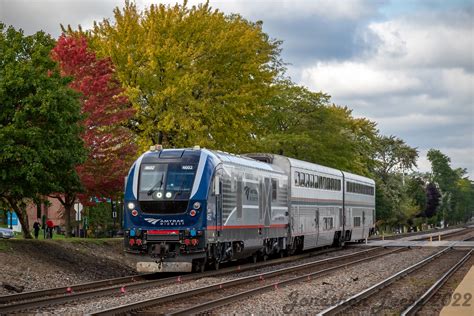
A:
[[111, 199, 117, 237]]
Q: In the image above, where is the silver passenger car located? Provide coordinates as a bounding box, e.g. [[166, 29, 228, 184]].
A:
[[246, 154, 375, 251]]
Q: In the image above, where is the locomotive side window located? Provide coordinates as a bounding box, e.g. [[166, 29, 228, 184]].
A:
[[272, 179, 278, 200], [237, 177, 243, 219], [294, 171, 299, 186]]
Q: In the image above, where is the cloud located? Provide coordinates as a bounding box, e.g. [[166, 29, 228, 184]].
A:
[[416, 148, 474, 177], [298, 6, 473, 177], [202, 0, 387, 67], [0, 0, 119, 37], [368, 10, 474, 71], [203, 0, 383, 21], [301, 62, 424, 97], [1, 0, 472, 177]]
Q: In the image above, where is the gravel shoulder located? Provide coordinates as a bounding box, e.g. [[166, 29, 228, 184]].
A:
[[0, 238, 138, 295], [212, 247, 440, 314]]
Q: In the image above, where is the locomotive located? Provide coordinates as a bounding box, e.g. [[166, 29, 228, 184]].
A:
[[123, 146, 375, 273]]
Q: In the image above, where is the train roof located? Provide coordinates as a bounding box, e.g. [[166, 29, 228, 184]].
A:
[[342, 171, 375, 185], [138, 148, 373, 183], [286, 157, 343, 177], [207, 150, 284, 174], [244, 153, 374, 185]]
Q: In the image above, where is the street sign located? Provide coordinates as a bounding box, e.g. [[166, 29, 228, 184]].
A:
[[7, 212, 18, 226], [74, 202, 83, 221]]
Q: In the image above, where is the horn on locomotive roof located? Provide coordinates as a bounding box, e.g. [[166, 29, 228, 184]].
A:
[[149, 144, 163, 151]]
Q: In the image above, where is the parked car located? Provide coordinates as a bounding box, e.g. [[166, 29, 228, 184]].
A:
[[0, 227, 15, 239]]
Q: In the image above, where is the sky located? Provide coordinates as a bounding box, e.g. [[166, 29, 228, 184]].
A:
[[1, 0, 473, 177]]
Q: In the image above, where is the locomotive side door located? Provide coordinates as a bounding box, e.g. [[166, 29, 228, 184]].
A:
[[362, 211, 366, 239], [216, 177, 223, 236], [264, 177, 271, 228], [315, 209, 319, 246], [208, 171, 223, 238]]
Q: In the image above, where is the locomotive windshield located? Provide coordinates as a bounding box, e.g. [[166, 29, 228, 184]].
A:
[[138, 163, 197, 214], [140, 163, 196, 195]]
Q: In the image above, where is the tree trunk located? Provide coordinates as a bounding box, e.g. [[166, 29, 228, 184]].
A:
[[18, 210, 32, 239], [63, 193, 76, 238], [50, 192, 76, 238], [6, 197, 32, 239]]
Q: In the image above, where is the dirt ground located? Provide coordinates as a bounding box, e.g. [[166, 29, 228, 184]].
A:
[[0, 238, 139, 295]]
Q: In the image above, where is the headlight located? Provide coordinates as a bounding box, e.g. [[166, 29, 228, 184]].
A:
[[127, 202, 135, 210], [193, 202, 201, 209], [165, 192, 172, 198]]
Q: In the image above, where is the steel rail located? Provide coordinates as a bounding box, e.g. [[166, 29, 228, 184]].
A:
[[0, 246, 354, 313], [317, 247, 454, 315], [370, 225, 469, 241], [92, 247, 406, 315], [401, 249, 473, 315], [0, 246, 342, 311], [0, 273, 155, 305], [414, 228, 473, 241]]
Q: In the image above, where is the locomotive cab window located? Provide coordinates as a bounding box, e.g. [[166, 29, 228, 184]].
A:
[[139, 164, 167, 193], [139, 163, 197, 196]]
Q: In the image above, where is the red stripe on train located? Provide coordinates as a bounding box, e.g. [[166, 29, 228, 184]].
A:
[[147, 230, 179, 235], [206, 224, 287, 230]]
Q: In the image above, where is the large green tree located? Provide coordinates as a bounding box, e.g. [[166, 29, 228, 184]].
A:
[[0, 24, 85, 238], [373, 135, 418, 183], [74, 0, 282, 152], [427, 149, 473, 224], [259, 82, 378, 175], [371, 136, 418, 225]]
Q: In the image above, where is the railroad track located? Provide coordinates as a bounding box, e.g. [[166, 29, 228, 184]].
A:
[[91, 247, 407, 315], [0, 273, 157, 305], [0, 246, 342, 313], [370, 224, 469, 241], [401, 249, 473, 315], [414, 227, 474, 241], [318, 246, 473, 315]]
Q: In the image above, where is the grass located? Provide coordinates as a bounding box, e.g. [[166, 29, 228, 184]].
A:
[[8, 230, 121, 244], [0, 239, 11, 252]]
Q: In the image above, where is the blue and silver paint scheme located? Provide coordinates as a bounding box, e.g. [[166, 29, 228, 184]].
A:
[[124, 148, 375, 273], [124, 149, 218, 231], [123, 148, 220, 272]]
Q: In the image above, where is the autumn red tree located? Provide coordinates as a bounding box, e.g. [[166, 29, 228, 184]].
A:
[[51, 35, 136, 235]]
